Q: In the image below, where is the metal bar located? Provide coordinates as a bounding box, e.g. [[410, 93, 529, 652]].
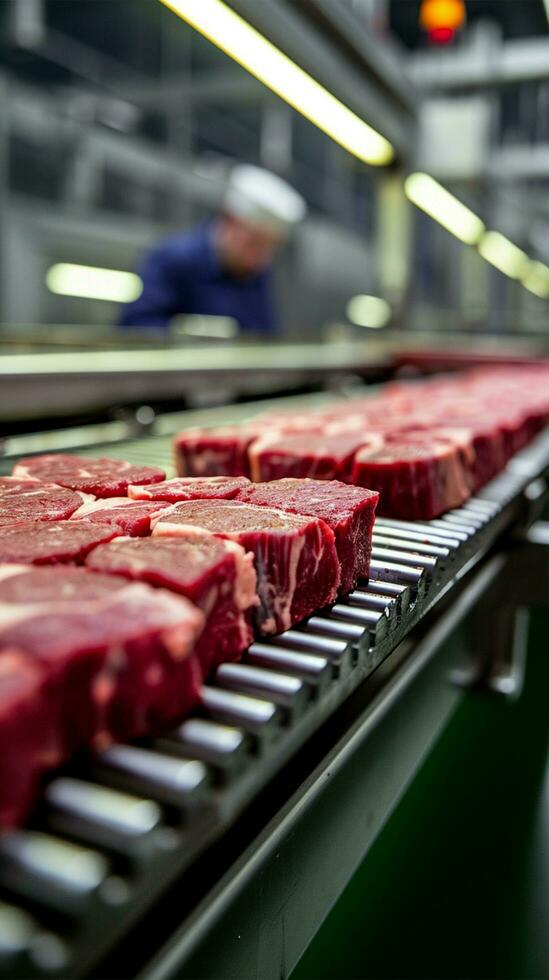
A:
[[159, 721, 249, 779], [375, 517, 470, 544], [44, 780, 164, 861], [215, 664, 308, 720], [93, 747, 209, 808], [0, 833, 109, 917], [371, 546, 438, 572], [370, 522, 461, 549], [247, 644, 331, 694], [372, 533, 450, 558], [200, 688, 281, 744], [346, 590, 395, 613]]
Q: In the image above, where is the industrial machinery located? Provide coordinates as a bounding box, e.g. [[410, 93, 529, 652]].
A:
[[0, 391, 547, 980]]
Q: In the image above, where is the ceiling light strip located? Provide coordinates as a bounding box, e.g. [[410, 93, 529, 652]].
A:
[[159, 0, 394, 166]]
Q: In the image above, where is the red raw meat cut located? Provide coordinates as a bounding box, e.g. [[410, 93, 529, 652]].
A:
[[128, 475, 251, 503], [403, 420, 504, 490], [382, 428, 476, 493], [351, 441, 470, 520], [0, 565, 203, 763], [248, 432, 383, 483], [0, 481, 86, 528], [235, 478, 378, 594], [13, 454, 165, 498], [152, 499, 340, 634], [0, 477, 42, 495], [70, 497, 171, 536], [0, 651, 59, 828], [0, 520, 119, 565], [173, 427, 261, 478], [86, 534, 257, 676]]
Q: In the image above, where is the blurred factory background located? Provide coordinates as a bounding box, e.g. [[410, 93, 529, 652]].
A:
[[1, 9, 549, 979], [1, 0, 549, 343]]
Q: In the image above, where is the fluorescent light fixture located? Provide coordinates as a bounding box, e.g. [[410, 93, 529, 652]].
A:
[[404, 172, 485, 244], [477, 231, 530, 280], [46, 264, 142, 302], [522, 260, 549, 298], [159, 0, 394, 167], [347, 294, 391, 328]]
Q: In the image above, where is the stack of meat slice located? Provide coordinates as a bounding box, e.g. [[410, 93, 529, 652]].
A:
[[173, 426, 264, 479], [2, 455, 379, 827], [6, 362, 547, 826], [13, 454, 166, 497], [248, 432, 383, 483], [233, 478, 378, 594], [0, 520, 119, 565], [130, 474, 379, 595], [128, 475, 251, 502], [86, 532, 258, 675], [70, 497, 172, 536], [0, 565, 203, 827], [0, 650, 59, 827], [172, 365, 549, 519], [152, 499, 341, 635], [351, 440, 469, 521], [0, 476, 88, 527]]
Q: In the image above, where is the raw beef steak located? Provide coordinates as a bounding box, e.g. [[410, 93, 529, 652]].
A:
[[173, 427, 260, 478], [248, 432, 383, 483], [0, 481, 86, 528], [0, 565, 203, 761], [13, 454, 165, 497], [351, 441, 470, 520], [0, 477, 42, 495], [391, 423, 500, 492], [0, 520, 119, 565], [70, 497, 171, 536], [86, 534, 257, 676], [235, 478, 378, 593], [128, 475, 251, 503], [152, 499, 340, 634], [0, 651, 59, 828]]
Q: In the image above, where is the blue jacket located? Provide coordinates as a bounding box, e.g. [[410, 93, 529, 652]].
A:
[[119, 222, 278, 333]]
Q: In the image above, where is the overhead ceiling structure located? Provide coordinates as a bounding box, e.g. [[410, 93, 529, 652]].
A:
[[159, 0, 417, 166], [391, 0, 549, 50]]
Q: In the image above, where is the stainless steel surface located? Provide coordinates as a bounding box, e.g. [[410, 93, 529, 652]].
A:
[[201, 687, 280, 740], [215, 664, 308, 718], [247, 645, 331, 692], [375, 516, 470, 544], [161, 721, 249, 777], [94, 747, 209, 806], [45, 780, 164, 858], [0, 342, 390, 421], [372, 533, 451, 559]]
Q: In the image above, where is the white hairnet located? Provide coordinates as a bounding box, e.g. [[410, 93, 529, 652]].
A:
[[223, 164, 307, 235]]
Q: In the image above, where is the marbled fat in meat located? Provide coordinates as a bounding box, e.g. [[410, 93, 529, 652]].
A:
[[152, 498, 340, 634]]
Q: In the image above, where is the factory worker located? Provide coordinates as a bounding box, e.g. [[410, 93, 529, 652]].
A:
[[119, 164, 306, 333]]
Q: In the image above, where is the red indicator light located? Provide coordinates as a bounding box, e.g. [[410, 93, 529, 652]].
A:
[[429, 25, 455, 43], [419, 0, 466, 44]]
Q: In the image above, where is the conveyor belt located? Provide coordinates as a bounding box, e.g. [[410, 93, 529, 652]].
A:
[[1, 428, 548, 979]]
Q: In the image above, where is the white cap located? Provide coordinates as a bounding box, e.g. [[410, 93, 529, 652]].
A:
[[223, 164, 307, 236]]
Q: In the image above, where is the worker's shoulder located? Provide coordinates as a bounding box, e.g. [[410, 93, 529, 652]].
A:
[[146, 224, 211, 272]]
